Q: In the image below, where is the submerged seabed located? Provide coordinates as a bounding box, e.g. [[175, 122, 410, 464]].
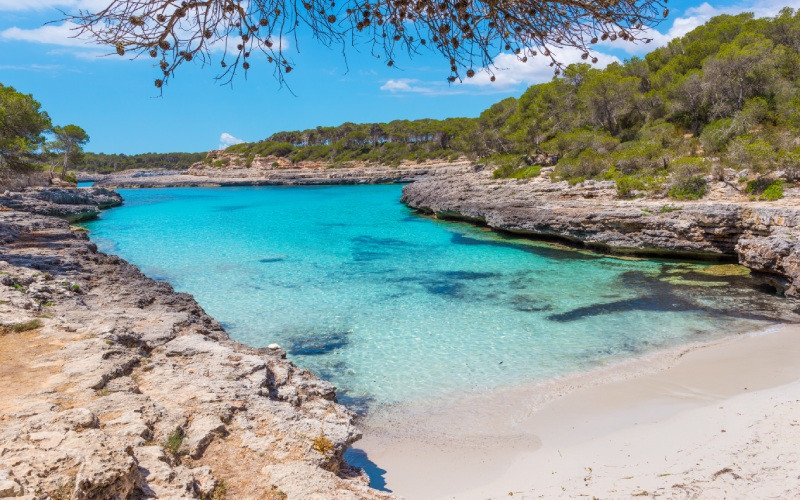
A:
[[83, 185, 793, 411]]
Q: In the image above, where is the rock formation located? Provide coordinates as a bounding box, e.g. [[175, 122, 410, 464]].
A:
[[0, 187, 122, 222], [91, 160, 473, 188], [0, 188, 389, 499], [402, 168, 800, 297]]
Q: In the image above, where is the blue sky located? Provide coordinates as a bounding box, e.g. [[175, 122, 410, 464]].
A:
[[0, 0, 797, 154]]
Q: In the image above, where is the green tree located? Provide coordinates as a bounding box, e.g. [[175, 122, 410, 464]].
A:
[[0, 84, 52, 171], [578, 66, 643, 136], [701, 33, 776, 118], [50, 125, 90, 179]]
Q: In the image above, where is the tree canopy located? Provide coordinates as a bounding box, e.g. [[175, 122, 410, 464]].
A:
[[50, 125, 90, 177], [67, 0, 666, 87], [0, 84, 52, 171], [80, 151, 207, 173]]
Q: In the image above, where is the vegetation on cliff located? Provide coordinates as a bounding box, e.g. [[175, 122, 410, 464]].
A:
[[81, 152, 207, 173], [230, 9, 800, 199]]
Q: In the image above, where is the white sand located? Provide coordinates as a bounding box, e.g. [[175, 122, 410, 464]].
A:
[[357, 324, 800, 498]]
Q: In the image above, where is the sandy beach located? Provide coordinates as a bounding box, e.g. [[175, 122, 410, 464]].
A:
[[357, 324, 800, 498]]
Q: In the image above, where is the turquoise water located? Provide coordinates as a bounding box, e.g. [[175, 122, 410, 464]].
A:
[[83, 185, 787, 409]]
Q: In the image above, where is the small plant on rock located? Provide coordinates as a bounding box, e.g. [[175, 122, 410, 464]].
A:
[[164, 428, 185, 455], [204, 480, 227, 500], [270, 486, 288, 500], [5, 319, 43, 333], [311, 434, 334, 455]]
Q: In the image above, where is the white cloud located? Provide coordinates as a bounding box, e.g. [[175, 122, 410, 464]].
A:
[[0, 21, 110, 59], [0, 0, 107, 11], [219, 132, 244, 149], [380, 78, 472, 96], [0, 22, 87, 47], [0, 20, 289, 63], [0, 63, 64, 72], [379, 47, 620, 95], [464, 47, 620, 88]]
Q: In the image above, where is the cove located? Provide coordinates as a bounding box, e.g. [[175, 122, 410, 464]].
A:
[[82, 184, 790, 411]]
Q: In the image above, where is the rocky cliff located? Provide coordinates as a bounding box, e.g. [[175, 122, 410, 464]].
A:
[[0, 188, 388, 499], [402, 169, 800, 298], [0, 187, 122, 222], [92, 160, 473, 188]]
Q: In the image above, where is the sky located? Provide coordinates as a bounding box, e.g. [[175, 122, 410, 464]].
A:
[[0, 0, 798, 154]]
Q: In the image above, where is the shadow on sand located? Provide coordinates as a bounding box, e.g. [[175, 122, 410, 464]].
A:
[[344, 448, 391, 492]]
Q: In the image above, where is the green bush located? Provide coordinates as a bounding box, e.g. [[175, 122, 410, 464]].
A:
[[760, 180, 784, 201], [611, 141, 669, 174], [668, 176, 708, 200], [552, 149, 610, 182], [542, 129, 620, 156], [745, 177, 774, 194], [670, 157, 710, 179], [489, 154, 525, 178], [699, 118, 735, 153], [164, 428, 184, 455], [615, 175, 646, 198], [508, 165, 542, 179]]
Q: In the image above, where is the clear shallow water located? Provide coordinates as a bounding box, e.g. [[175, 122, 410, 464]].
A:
[[83, 185, 786, 410]]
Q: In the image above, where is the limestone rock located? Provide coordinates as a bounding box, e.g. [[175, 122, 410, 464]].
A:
[[402, 170, 800, 296]]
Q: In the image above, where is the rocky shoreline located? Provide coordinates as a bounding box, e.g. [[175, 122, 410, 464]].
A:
[[401, 168, 800, 298], [0, 188, 389, 499], [89, 161, 473, 189]]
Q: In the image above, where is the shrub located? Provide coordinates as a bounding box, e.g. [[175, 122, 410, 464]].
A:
[[611, 141, 670, 175], [724, 135, 778, 173], [312, 434, 334, 455], [507, 165, 542, 179], [670, 157, 710, 180], [668, 176, 708, 200], [659, 204, 680, 213], [488, 154, 525, 178], [615, 175, 646, 198], [699, 118, 735, 153], [637, 120, 684, 149], [552, 149, 610, 182], [745, 177, 775, 195], [760, 180, 784, 201], [12, 319, 42, 332], [2, 319, 43, 335], [542, 128, 620, 156], [164, 428, 184, 455], [208, 481, 227, 500]]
